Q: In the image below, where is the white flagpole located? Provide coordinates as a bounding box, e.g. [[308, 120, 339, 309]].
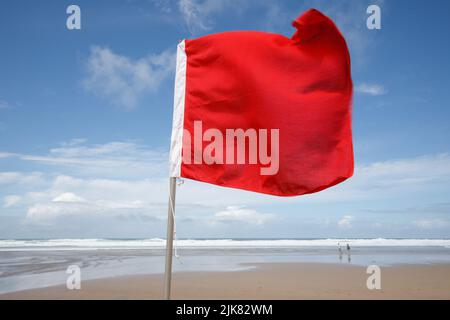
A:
[[163, 177, 177, 299], [165, 39, 185, 300]]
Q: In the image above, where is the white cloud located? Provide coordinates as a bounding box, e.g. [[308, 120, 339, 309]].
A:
[[153, 0, 173, 13], [83, 46, 175, 110], [61, 138, 87, 147], [412, 219, 450, 230], [338, 215, 353, 229], [0, 100, 13, 110], [0, 100, 22, 110], [213, 205, 275, 225], [178, 0, 228, 33], [0, 172, 43, 185], [22, 177, 276, 223], [0, 152, 15, 159], [355, 83, 387, 96], [27, 202, 89, 221], [23, 175, 171, 221], [19, 140, 168, 179], [50, 141, 152, 158], [177, 0, 288, 34], [178, 0, 209, 32], [26, 189, 156, 221], [3, 195, 21, 208], [302, 153, 450, 203], [357, 154, 450, 189], [52, 192, 86, 203]]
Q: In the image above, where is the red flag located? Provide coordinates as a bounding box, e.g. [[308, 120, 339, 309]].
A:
[[169, 9, 353, 197]]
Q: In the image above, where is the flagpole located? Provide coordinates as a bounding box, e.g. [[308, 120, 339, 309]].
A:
[[163, 177, 177, 300]]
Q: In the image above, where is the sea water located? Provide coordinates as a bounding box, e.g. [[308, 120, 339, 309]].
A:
[[0, 238, 449, 294]]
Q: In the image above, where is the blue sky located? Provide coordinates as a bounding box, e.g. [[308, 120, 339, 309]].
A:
[[1, 0, 450, 239]]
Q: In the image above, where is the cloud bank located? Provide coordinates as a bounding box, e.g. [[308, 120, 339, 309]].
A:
[[83, 46, 175, 110]]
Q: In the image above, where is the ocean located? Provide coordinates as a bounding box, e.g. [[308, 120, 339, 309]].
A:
[[1, 238, 450, 294]]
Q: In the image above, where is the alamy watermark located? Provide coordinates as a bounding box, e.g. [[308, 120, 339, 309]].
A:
[[66, 265, 81, 290], [366, 265, 381, 290], [367, 5, 381, 30], [66, 5, 81, 30], [181, 121, 280, 176]]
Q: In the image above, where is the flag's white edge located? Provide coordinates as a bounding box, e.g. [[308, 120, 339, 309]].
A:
[[169, 40, 187, 178]]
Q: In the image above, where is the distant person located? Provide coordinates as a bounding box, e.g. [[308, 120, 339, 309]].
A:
[[338, 242, 343, 262], [346, 243, 351, 264]]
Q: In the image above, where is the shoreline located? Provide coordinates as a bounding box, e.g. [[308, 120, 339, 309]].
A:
[[1, 262, 450, 300]]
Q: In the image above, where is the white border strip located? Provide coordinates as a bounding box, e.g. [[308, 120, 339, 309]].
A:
[[169, 40, 187, 177]]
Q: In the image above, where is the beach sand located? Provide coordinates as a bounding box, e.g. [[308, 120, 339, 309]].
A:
[[1, 263, 449, 300]]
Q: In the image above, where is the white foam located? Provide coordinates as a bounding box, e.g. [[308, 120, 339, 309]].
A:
[[0, 238, 449, 251]]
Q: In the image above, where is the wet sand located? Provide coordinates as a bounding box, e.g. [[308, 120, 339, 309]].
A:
[[1, 262, 450, 300]]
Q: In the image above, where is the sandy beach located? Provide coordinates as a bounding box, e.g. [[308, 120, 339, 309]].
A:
[[1, 262, 450, 300]]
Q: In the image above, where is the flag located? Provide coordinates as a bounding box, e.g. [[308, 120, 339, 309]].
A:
[[169, 9, 353, 197]]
